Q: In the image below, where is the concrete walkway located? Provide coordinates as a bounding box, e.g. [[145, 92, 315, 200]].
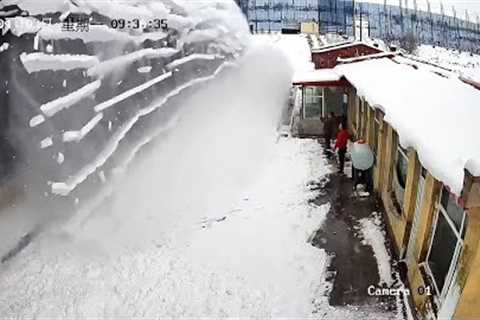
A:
[[311, 148, 410, 318]]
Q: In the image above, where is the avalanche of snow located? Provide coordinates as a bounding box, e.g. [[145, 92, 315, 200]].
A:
[[335, 57, 480, 195], [252, 34, 315, 73]]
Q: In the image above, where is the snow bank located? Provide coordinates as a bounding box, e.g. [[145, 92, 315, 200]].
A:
[[20, 52, 99, 73], [357, 212, 394, 286], [336, 58, 480, 194]]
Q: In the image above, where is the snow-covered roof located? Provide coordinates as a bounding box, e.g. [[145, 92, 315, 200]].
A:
[[292, 69, 342, 84], [312, 41, 381, 54], [334, 58, 480, 195]]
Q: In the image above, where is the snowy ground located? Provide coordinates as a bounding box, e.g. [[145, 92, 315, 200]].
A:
[[415, 44, 480, 82], [0, 138, 332, 318]]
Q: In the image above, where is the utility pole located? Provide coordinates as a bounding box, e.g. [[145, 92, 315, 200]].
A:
[[383, 0, 388, 41], [352, 0, 356, 39], [427, 0, 435, 44], [399, 0, 404, 38], [359, 2, 363, 41], [439, 1, 444, 45]]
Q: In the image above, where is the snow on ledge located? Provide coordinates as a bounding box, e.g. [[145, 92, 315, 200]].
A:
[[63, 113, 103, 143], [335, 58, 480, 194], [40, 80, 101, 117], [20, 52, 99, 73], [165, 54, 219, 71], [292, 69, 341, 84], [87, 48, 178, 78], [93, 72, 173, 112]]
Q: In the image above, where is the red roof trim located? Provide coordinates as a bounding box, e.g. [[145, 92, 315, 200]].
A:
[[292, 79, 350, 87]]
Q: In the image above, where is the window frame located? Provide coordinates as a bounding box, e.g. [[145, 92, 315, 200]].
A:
[[302, 86, 324, 119], [391, 137, 409, 214], [423, 187, 467, 301]]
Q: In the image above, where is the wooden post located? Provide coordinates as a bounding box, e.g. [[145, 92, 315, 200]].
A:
[[413, 173, 442, 262], [401, 150, 421, 250]]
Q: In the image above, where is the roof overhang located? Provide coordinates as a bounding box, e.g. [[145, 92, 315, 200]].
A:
[[292, 69, 349, 86]]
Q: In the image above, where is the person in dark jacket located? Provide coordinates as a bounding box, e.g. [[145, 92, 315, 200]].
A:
[[323, 112, 336, 150], [334, 122, 349, 174]]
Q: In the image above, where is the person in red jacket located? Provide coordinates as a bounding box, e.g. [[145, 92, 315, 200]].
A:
[[334, 122, 350, 174]]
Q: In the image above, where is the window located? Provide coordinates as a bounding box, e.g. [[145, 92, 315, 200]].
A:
[[425, 187, 467, 299], [303, 86, 323, 118], [392, 143, 409, 213]]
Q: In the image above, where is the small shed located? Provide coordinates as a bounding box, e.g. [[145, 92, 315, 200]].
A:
[[312, 41, 383, 69], [291, 69, 349, 137]]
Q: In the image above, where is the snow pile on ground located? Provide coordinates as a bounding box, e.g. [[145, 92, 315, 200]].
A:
[[415, 44, 480, 82], [0, 137, 330, 318], [336, 57, 480, 195], [356, 212, 394, 286]]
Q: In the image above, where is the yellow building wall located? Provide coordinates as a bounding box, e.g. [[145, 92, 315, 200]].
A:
[[347, 93, 480, 320], [300, 22, 319, 34], [454, 205, 480, 319]]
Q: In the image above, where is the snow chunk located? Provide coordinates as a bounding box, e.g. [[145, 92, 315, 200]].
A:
[[62, 113, 103, 143], [40, 80, 101, 117], [57, 152, 64, 164], [137, 66, 152, 74], [29, 114, 45, 127], [20, 52, 99, 73], [166, 53, 219, 71], [40, 137, 53, 149], [0, 42, 9, 52]]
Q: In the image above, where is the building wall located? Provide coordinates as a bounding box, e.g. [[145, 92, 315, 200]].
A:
[[300, 22, 319, 34], [347, 90, 480, 320], [311, 44, 381, 69]]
